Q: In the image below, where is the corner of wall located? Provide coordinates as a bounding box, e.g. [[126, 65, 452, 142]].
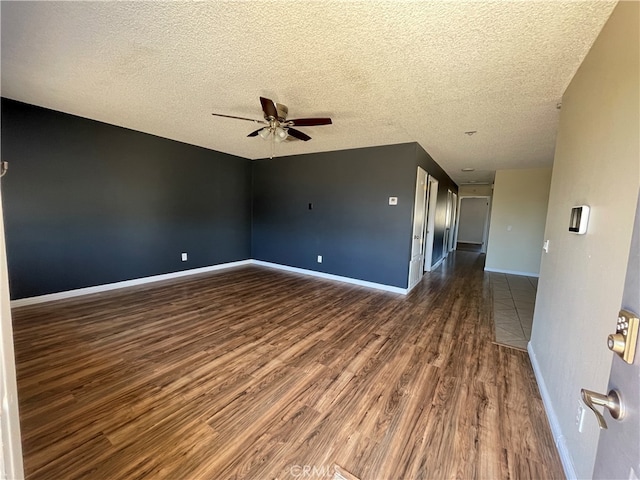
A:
[[528, 341, 578, 480]]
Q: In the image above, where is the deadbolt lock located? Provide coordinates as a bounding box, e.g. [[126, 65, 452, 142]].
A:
[[608, 309, 639, 364]]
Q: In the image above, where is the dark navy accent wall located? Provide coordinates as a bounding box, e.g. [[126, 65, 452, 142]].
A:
[[251, 143, 457, 288], [1, 99, 252, 299], [1, 99, 456, 298]]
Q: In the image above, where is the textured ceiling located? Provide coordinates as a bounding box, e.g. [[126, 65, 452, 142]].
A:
[[1, 1, 616, 184]]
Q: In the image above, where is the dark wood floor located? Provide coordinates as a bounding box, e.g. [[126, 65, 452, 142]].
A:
[[456, 242, 483, 253], [11, 252, 564, 479]]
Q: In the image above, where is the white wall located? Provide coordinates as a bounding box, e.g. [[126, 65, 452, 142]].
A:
[[457, 198, 489, 244], [529, 2, 639, 478], [484, 168, 552, 276]]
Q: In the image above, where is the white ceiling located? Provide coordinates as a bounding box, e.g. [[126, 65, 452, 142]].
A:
[[1, 1, 616, 184]]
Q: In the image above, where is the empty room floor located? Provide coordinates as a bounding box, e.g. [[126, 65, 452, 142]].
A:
[[11, 252, 563, 479]]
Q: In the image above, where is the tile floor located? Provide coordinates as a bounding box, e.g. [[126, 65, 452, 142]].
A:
[[489, 272, 538, 351]]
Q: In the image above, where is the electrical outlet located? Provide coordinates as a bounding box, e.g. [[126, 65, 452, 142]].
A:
[[576, 403, 586, 432], [317, 255, 322, 263], [181, 252, 188, 262]]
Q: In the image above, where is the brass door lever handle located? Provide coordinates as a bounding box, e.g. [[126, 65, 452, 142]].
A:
[[580, 388, 624, 429]]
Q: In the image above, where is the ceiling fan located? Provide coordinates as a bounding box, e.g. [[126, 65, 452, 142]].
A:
[[212, 97, 332, 143]]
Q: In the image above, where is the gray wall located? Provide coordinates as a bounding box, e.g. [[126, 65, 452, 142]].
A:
[[252, 143, 457, 288], [2, 99, 457, 297], [457, 197, 489, 244], [252, 144, 416, 288], [1, 99, 252, 299]]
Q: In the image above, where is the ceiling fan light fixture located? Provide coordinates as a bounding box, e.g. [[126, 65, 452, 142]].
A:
[[274, 126, 288, 143], [258, 128, 271, 140], [212, 97, 332, 146]]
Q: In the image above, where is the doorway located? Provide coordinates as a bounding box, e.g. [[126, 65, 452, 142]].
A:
[[449, 192, 458, 252], [442, 189, 458, 257], [408, 167, 428, 290], [455, 196, 491, 254], [423, 176, 439, 272]]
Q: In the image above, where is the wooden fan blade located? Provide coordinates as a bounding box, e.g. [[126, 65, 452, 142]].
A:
[[212, 113, 266, 124], [275, 103, 288, 121], [247, 128, 264, 137], [288, 118, 332, 127], [287, 128, 312, 141], [260, 97, 278, 120]]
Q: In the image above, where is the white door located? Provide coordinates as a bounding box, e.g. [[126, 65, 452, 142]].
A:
[[591, 193, 639, 479], [442, 190, 452, 258], [0, 181, 24, 479], [423, 177, 439, 272], [408, 167, 427, 290], [449, 192, 458, 252]]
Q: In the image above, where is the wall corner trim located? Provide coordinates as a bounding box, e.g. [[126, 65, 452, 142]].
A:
[[10, 260, 253, 307], [528, 342, 578, 480], [250, 260, 408, 295], [483, 267, 539, 278]]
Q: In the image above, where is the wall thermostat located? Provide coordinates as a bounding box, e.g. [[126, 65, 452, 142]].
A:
[[569, 205, 590, 234]]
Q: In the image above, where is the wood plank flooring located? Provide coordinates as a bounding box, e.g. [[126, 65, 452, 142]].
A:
[[11, 252, 564, 479]]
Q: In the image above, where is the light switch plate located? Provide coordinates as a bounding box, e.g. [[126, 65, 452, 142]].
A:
[[388, 197, 398, 205]]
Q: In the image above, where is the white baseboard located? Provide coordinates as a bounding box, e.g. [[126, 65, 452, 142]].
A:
[[10, 260, 252, 307], [528, 342, 577, 480], [11, 259, 408, 306], [429, 256, 445, 271], [250, 260, 408, 295], [484, 267, 539, 278]]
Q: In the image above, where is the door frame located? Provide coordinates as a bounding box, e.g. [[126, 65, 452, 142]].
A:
[[408, 167, 428, 290], [442, 189, 453, 258], [0, 183, 24, 479], [453, 195, 492, 253], [423, 176, 439, 272], [449, 192, 458, 252]]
